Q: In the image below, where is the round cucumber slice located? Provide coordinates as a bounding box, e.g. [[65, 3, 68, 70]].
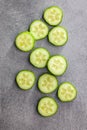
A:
[[16, 70, 35, 90], [30, 48, 50, 68], [48, 26, 68, 46], [30, 20, 48, 40], [15, 31, 35, 52], [43, 6, 63, 26], [38, 97, 58, 117], [47, 55, 68, 76], [38, 73, 58, 94], [58, 82, 77, 102]]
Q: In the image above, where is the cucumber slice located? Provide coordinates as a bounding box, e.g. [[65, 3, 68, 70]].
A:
[[16, 70, 35, 90], [15, 31, 35, 52], [47, 55, 67, 76], [38, 97, 58, 117], [43, 6, 63, 26], [30, 20, 48, 40], [38, 73, 58, 94], [48, 26, 68, 46], [58, 82, 77, 102], [30, 48, 50, 68]]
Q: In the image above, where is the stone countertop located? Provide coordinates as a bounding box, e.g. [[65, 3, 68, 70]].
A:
[[0, 0, 87, 130]]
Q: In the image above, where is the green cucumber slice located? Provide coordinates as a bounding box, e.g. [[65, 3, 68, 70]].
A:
[[38, 97, 58, 117], [30, 48, 50, 68], [48, 26, 68, 46], [58, 82, 77, 102], [16, 70, 35, 90], [15, 31, 35, 52], [47, 55, 68, 76], [43, 6, 63, 26], [30, 20, 48, 40], [38, 73, 58, 94]]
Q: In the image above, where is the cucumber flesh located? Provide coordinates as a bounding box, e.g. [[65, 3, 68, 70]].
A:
[[38, 97, 58, 117], [16, 70, 35, 90], [30, 48, 50, 68], [48, 26, 68, 46], [44, 6, 63, 26], [15, 31, 35, 52], [30, 20, 48, 40], [38, 73, 58, 94], [58, 82, 77, 102], [47, 55, 67, 76]]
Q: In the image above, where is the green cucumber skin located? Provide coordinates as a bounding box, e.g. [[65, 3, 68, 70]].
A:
[[29, 47, 50, 69], [43, 6, 63, 26], [48, 26, 68, 46], [47, 55, 68, 76], [37, 96, 58, 117], [16, 70, 36, 90], [29, 20, 49, 40], [38, 73, 58, 94], [58, 82, 77, 102], [15, 31, 35, 52]]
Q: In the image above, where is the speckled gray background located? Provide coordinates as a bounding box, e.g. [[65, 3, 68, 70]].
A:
[[0, 0, 87, 130]]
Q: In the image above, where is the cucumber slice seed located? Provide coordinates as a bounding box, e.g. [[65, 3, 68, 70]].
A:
[[58, 82, 77, 102], [48, 26, 68, 46], [38, 73, 58, 94], [43, 6, 63, 26], [47, 55, 67, 76], [30, 20, 48, 40], [15, 31, 35, 52], [38, 97, 58, 117], [30, 48, 50, 68], [16, 70, 35, 90]]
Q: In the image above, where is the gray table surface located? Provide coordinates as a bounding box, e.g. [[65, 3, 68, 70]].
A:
[[0, 0, 87, 130]]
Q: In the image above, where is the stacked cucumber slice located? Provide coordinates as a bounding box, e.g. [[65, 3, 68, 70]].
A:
[[15, 6, 77, 117]]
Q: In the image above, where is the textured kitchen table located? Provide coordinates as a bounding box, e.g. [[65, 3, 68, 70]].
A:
[[0, 0, 87, 130]]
